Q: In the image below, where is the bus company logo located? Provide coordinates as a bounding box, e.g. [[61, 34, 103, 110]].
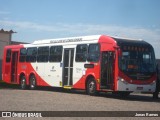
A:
[[2, 112, 11, 117], [50, 38, 82, 43], [1, 112, 42, 118]]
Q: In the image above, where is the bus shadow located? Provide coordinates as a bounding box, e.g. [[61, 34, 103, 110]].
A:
[[0, 81, 19, 89], [0, 81, 159, 103], [97, 92, 160, 103], [36, 86, 160, 103]]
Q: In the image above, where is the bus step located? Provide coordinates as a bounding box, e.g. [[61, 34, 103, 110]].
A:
[[100, 89, 113, 92], [63, 86, 72, 89], [100, 86, 109, 89], [100, 85, 112, 89]]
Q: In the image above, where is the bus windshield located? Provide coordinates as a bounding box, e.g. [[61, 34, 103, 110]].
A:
[[119, 46, 156, 80]]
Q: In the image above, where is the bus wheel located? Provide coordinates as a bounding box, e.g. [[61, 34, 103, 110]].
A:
[[20, 76, 27, 90], [87, 78, 98, 96], [29, 75, 36, 90]]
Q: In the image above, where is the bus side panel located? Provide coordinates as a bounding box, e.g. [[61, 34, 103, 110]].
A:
[[72, 62, 86, 89], [2, 48, 9, 82], [2, 47, 11, 83], [30, 62, 61, 87], [2, 48, 5, 81], [17, 61, 27, 84], [30, 63, 51, 86], [17, 62, 50, 86], [44, 62, 63, 87], [73, 62, 100, 90], [3, 45, 23, 84]]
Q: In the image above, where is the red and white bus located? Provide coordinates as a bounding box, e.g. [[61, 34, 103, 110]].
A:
[[2, 35, 157, 96]]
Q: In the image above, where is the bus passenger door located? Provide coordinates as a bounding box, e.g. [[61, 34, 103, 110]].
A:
[[100, 51, 115, 89], [11, 51, 18, 83], [62, 48, 74, 86]]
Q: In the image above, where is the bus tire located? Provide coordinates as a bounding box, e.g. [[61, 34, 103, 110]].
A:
[[20, 76, 27, 90], [29, 75, 36, 90], [87, 78, 98, 96]]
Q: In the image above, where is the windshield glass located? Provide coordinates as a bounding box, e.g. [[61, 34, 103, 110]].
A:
[[119, 46, 156, 80]]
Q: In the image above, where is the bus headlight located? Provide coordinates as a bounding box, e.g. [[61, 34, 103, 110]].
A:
[[150, 80, 156, 85], [118, 77, 128, 84]]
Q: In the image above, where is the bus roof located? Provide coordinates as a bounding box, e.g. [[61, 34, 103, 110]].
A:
[[32, 35, 101, 45], [31, 35, 143, 45], [112, 36, 143, 41]]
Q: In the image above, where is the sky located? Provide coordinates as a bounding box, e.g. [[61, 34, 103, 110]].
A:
[[0, 0, 160, 58]]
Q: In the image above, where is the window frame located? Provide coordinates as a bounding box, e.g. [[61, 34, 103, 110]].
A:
[[19, 48, 27, 62], [87, 43, 100, 62], [26, 47, 37, 62], [37, 46, 49, 62], [75, 44, 88, 62], [6, 49, 11, 63], [49, 46, 63, 62]]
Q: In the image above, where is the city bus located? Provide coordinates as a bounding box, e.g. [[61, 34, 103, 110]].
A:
[[2, 35, 157, 96]]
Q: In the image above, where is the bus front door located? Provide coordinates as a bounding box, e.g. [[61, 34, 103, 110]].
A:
[[11, 51, 18, 83], [63, 49, 74, 87], [100, 51, 114, 90]]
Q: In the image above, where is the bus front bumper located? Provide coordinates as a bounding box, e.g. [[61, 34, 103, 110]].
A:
[[117, 80, 156, 93]]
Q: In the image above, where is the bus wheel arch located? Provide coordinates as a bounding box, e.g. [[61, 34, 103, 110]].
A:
[[19, 73, 27, 90], [85, 75, 98, 96], [29, 73, 37, 90]]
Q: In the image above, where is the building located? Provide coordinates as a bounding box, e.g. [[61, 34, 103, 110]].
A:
[[0, 29, 28, 80], [0, 29, 15, 59]]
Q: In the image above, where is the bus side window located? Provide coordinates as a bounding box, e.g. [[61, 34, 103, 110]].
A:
[[6, 49, 11, 63], [87, 44, 100, 62], [19, 48, 27, 62], [26, 47, 37, 62], [75, 44, 88, 62], [37, 46, 49, 62], [49, 46, 62, 62]]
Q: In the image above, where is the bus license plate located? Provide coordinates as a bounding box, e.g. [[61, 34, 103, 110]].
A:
[[137, 87, 143, 90]]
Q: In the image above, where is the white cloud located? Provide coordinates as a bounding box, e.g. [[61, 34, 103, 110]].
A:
[[0, 20, 160, 58], [0, 20, 159, 39], [0, 20, 55, 31]]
